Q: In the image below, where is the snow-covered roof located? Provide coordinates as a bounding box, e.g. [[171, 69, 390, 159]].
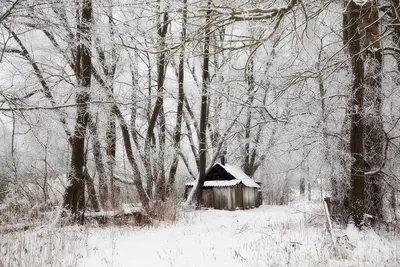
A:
[[186, 163, 260, 188]]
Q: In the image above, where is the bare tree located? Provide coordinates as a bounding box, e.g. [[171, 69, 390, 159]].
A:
[[151, 2, 169, 200], [346, 0, 365, 228], [166, 0, 188, 198], [0, 0, 21, 23], [192, 0, 212, 206], [361, 2, 384, 224], [63, 0, 93, 222]]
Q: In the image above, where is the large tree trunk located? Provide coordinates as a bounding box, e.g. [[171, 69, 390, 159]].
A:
[[193, 0, 211, 206], [166, 0, 187, 198], [106, 113, 116, 208], [361, 2, 384, 223], [88, 114, 108, 209], [243, 57, 255, 176], [155, 107, 167, 200], [347, 1, 365, 228], [154, 6, 169, 200], [63, 0, 92, 223], [84, 168, 100, 211], [145, 7, 169, 199], [97, 10, 117, 209]]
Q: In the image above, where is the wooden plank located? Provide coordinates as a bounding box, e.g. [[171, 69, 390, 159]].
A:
[[213, 188, 219, 209], [202, 189, 213, 207], [237, 185, 243, 209], [221, 188, 228, 210]]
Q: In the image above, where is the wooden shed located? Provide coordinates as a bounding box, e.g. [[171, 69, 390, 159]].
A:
[[185, 163, 261, 210]]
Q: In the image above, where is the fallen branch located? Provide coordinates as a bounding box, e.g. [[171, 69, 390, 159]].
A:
[[85, 204, 149, 225], [0, 222, 42, 234]]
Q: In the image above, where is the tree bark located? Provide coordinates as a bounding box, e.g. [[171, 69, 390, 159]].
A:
[[155, 107, 167, 200], [106, 112, 116, 208], [145, 8, 169, 198], [194, 0, 211, 206], [243, 57, 255, 176], [347, 1, 365, 228], [166, 0, 187, 198], [84, 168, 100, 211], [88, 114, 108, 209], [361, 2, 384, 223], [63, 0, 92, 223], [98, 11, 118, 209]]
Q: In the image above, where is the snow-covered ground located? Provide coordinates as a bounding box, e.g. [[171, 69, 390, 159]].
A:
[[1, 201, 399, 266]]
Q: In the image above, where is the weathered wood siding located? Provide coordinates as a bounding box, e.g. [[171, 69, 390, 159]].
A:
[[257, 189, 262, 206], [212, 186, 260, 210], [213, 187, 230, 210], [243, 187, 260, 209], [234, 185, 243, 210], [242, 187, 252, 208], [202, 189, 214, 208], [185, 184, 260, 211]]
